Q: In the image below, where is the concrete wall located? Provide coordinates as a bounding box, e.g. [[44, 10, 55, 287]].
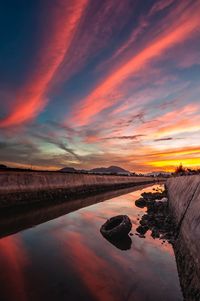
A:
[[0, 171, 156, 208], [0, 171, 155, 193], [166, 175, 200, 300], [166, 175, 200, 225]]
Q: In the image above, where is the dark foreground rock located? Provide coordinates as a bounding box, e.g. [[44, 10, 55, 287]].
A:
[[100, 215, 132, 251], [135, 198, 147, 208], [100, 215, 132, 240]]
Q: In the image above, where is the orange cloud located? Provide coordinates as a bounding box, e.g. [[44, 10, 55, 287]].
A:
[[128, 103, 200, 141], [143, 146, 200, 159], [155, 117, 200, 137], [71, 2, 200, 126], [0, 0, 88, 128], [128, 146, 200, 171], [148, 158, 200, 169]]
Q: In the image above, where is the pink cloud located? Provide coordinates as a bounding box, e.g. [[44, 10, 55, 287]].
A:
[[149, 0, 175, 16], [0, 0, 88, 128], [70, 1, 200, 126], [54, 0, 134, 86]]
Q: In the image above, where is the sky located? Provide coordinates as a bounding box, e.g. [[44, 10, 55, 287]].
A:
[[0, 0, 200, 172]]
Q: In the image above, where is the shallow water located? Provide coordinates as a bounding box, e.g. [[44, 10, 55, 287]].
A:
[[0, 184, 183, 301]]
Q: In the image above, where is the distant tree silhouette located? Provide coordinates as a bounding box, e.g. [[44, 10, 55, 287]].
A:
[[175, 163, 186, 174]]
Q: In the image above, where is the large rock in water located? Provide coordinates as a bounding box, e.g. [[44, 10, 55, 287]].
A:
[[100, 215, 132, 240]]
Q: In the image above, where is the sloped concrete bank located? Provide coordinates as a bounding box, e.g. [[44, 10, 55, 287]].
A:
[[0, 171, 156, 209], [166, 175, 200, 301]]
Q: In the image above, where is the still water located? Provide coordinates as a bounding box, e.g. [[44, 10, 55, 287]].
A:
[[0, 184, 183, 301]]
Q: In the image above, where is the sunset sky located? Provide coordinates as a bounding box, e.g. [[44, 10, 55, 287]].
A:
[[0, 0, 200, 172]]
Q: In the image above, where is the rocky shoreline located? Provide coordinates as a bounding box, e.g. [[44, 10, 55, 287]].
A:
[[135, 185, 200, 300], [135, 187, 177, 243]]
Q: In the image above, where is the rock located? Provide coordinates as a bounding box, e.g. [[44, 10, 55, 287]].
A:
[[136, 188, 176, 244], [135, 198, 147, 208], [160, 197, 168, 203], [141, 191, 167, 201], [100, 215, 132, 240], [136, 225, 149, 235], [151, 228, 160, 238]]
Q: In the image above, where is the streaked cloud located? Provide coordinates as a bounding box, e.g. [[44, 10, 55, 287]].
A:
[[0, 0, 88, 128], [71, 1, 200, 126], [154, 137, 182, 142], [0, 0, 200, 172]]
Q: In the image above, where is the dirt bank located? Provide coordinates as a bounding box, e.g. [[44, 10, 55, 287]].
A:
[[0, 171, 157, 208]]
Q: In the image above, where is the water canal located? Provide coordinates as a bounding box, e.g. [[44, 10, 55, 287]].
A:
[[0, 184, 183, 301]]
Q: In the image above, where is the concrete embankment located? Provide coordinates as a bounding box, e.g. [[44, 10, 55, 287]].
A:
[[166, 175, 200, 300], [0, 171, 156, 208]]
